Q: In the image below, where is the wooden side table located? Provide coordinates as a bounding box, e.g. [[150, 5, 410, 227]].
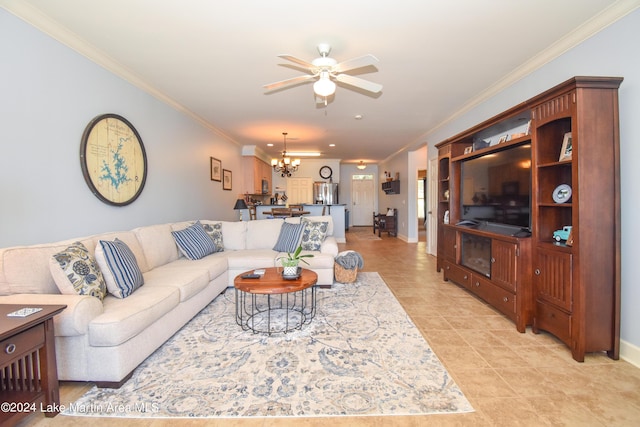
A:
[[0, 304, 66, 426]]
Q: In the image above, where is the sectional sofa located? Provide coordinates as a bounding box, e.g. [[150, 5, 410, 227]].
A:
[[0, 216, 338, 387]]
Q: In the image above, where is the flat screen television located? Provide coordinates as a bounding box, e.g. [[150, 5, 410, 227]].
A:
[[459, 143, 531, 230]]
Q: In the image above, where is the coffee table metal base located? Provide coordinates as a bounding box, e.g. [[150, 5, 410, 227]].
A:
[[235, 287, 316, 335]]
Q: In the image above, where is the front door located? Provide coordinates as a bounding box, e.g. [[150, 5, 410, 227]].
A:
[[351, 175, 374, 226]]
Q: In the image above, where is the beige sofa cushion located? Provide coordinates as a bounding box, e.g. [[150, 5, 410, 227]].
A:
[[226, 249, 278, 270], [0, 237, 94, 295], [218, 221, 247, 250], [246, 219, 285, 250], [143, 265, 210, 302], [166, 253, 228, 283], [133, 223, 180, 270], [88, 285, 179, 347]]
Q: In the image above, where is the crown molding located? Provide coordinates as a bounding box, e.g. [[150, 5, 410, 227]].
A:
[[423, 0, 639, 144], [0, 0, 239, 145]]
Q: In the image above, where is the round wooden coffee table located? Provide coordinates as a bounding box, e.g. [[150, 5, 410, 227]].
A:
[[234, 267, 318, 334]]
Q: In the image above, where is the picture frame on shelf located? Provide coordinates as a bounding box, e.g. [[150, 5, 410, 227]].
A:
[[498, 134, 509, 144], [210, 157, 222, 182], [223, 169, 232, 190], [464, 146, 473, 154], [525, 119, 532, 135], [559, 132, 572, 162]]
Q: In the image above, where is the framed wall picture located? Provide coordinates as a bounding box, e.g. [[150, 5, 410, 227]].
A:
[[210, 157, 221, 181], [559, 132, 573, 162], [80, 113, 147, 206], [223, 169, 232, 190]]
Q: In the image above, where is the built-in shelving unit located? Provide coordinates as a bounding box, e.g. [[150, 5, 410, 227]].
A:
[[436, 76, 622, 361]]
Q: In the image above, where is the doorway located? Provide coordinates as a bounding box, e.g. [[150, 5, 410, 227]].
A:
[[428, 158, 439, 255], [351, 174, 375, 226], [418, 170, 427, 241]]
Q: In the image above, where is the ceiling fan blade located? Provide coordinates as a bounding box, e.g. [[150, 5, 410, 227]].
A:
[[263, 74, 316, 91], [335, 73, 383, 93], [277, 54, 316, 72], [332, 54, 379, 73]]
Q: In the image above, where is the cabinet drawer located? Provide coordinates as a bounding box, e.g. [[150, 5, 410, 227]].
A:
[[471, 275, 516, 316], [0, 324, 44, 365], [535, 300, 571, 345], [443, 261, 471, 288]]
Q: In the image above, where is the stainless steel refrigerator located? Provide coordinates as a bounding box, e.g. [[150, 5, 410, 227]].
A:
[[313, 182, 338, 205]]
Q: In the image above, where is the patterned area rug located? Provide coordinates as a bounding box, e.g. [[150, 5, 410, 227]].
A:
[[63, 272, 473, 419]]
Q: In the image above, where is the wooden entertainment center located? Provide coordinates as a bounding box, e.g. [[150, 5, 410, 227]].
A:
[[436, 76, 622, 362]]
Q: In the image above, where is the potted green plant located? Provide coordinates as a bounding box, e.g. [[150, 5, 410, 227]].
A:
[[278, 245, 314, 277]]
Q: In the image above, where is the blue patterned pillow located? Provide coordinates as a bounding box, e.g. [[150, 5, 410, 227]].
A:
[[300, 220, 329, 251], [50, 241, 107, 301], [273, 222, 304, 252], [172, 221, 217, 260], [201, 222, 224, 252], [95, 238, 144, 298]]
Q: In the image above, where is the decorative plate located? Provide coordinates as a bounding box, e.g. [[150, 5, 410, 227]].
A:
[[552, 184, 572, 203]]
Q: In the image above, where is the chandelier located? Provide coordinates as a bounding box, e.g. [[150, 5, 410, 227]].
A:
[[271, 132, 300, 177]]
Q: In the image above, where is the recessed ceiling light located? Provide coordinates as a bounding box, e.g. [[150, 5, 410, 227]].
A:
[[354, 114, 363, 120], [329, 143, 335, 147], [267, 143, 274, 147], [287, 152, 321, 157]]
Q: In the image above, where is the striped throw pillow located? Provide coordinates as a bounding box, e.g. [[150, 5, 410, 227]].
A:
[[95, 238, 144, 298], [172, 221, 217, 260], [273, 222, 305, 253]]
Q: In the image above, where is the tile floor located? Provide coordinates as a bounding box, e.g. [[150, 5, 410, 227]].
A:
[[19, 227, 640, 426]]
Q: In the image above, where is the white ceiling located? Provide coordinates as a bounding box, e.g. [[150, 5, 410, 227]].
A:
[[2, 0, 634, 164]]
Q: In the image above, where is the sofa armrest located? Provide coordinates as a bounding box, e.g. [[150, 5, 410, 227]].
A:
[[321, 236, 339, 258], [0, 293, 103, 337]]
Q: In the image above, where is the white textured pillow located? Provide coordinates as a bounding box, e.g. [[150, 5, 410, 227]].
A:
[[94, 238, 144, 298]]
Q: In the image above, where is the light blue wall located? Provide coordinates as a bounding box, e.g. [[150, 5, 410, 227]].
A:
[[425, 9, 640, 352], [0, 9, 243, 248]]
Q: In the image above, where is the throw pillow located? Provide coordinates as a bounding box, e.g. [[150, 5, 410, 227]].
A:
[[95, 238, 144, 298], [300, 219, 329, 251], [50, 241, 107, 301], [201, 222, 224, 252], [273, 222, 305, 253], [172, 221, 217, 260]]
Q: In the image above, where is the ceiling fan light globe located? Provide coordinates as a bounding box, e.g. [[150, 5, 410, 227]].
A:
[[314, 78, 336, 97]]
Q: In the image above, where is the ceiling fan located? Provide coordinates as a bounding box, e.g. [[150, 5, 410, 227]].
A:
[[263, 43, 382, 99]]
